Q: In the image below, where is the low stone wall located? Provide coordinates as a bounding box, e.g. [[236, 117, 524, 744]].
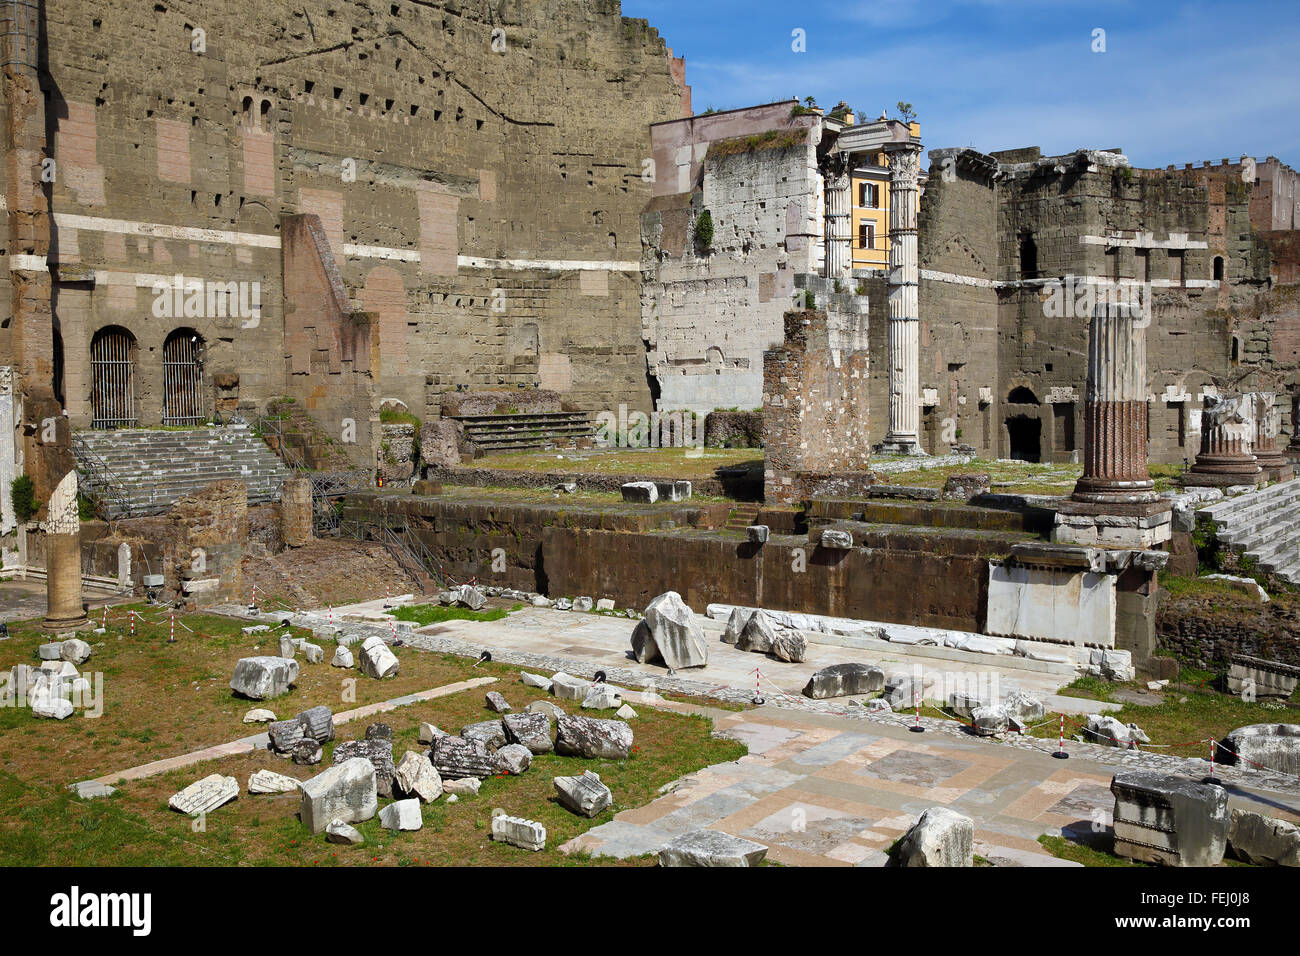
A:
[[424, 464, 761, 500], [704, 410, 763, 448], [1157, 596, 1300, 669]]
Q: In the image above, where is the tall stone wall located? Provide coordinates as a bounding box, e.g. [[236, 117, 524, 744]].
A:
[[8, 0, 689, 436]]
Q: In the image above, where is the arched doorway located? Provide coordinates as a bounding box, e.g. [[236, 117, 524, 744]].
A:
[[162, 329, 205, 425], [90, 326, 138, 429]]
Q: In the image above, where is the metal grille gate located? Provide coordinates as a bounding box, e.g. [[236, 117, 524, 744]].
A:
[[90, 329, 137, 429], [162, 332, 204, 425]]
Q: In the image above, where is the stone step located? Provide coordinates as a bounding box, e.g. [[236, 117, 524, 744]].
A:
[[1212, 493, 1300, 539], [1221, 506, 1300, 548], [1202, 478, 1300, 522]]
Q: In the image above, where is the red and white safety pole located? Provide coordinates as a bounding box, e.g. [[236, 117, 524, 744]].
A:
[[129, 610, 136, 637], [168, 612, 176, 644], [1052, 712, 1069, 759], [1205, 738, 1221, 785], [909, 691, 924, 733], [101, 606, 108, 630], [753, 667, 764, 705]]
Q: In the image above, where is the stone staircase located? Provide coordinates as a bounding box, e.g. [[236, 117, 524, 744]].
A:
[[1201, 478, 1300, 583], [725, 503, 762, 530], [74, 425, 292, 518], [453, 411, 595, 453]]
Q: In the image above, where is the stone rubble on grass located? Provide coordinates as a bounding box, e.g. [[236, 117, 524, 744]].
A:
[[357, 635, 400, 679], [230, 656, 299, 700], [1218, 723, 1300, 775], [503, 711, 554, 754], [331, 644, 354, 668], [168, 774, 239, 815], [379, 798, 423, 831], [417, 722, 448, 745], [555, 714, 633, 759], [1086, 714, 1150, 749], [243, 708, 277, 723], [491, 812, 546, 851], [615, 704, 638, 720], [620, 481, 658, 503], [1227, 809, 1300, 866], [430, 736, 498, 779], [595, 598, 616, 612], [485, 691, 512, 714], [333, 739, 397, 798], [443, 777, 481, 797], [520, 671, 552, 691], [455, 584, 487, 610], [1004, 690, 1046, 723], [894, 807, 975, 867], [581, 683, 623, 710], [299, 757, 379, 834], [526, 700, 566, 720], [970, 704, 1011, 737], [658, 829, 769, 867], [325, 819, 364, 845], [59, 638, 93, 665], [802, 662, 885, 699], [297, 705, 335, 743], [393, 751, 443, 803], [572, 596, 594, 612], [365, 722, 393, 740], [494, 743, 533, 775], [291, 739, 323, 765], [884, 672, 937, 709], [242, 624, 270, 635], [278, 635, 297, 659], [553, 770, 612, 818], [1111, 771, 1228, 866], [550, 672, 591, 701], [635, 591, 709, 669], [461, 720, 507, 753], [267, 718, 307, 754], [248, 769, 302, 794], [301, 642, 324, 665], [31, 692, 74, 720]]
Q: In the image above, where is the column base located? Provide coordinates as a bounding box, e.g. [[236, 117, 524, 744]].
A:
[[874, 439, 926, 457], [43, 613, 89, 632], [1051, 499, 1173, 549]]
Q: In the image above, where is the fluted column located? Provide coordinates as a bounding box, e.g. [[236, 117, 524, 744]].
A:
[[1071, 301, 1156, 503], [880, 142, 922, 454], [1188, 395, 1262, 486], [1249, 391, 1293, 480], [824, 167, 851, 281]]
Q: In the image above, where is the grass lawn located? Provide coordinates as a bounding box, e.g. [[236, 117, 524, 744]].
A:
[[877, 459, 1186, 496], [464, 446, 761, 481], [0, 607, 747, 866]]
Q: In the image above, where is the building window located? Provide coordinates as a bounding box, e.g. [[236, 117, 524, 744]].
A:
[[1213, 255, 1224, 281], [858, 222, 875, 250], [858, 182, 880, 208], [1019, 233, 1038, 280]]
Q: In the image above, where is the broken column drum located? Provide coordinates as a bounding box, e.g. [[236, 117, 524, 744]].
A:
[[1188, 395, 1262, 486], [44, 470, 88, 630]]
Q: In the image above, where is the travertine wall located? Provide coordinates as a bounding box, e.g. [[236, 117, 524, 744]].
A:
[[0, 0, 690, 445]]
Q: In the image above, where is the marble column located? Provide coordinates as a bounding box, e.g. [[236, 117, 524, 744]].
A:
[[823, 163, 852, 282], [43, 470, 88, 631], [1187, 395, 1264, 487], [1071, 301, 1156, 504], [878, 142, 923, 455], [1248, 392, 1293, 481]]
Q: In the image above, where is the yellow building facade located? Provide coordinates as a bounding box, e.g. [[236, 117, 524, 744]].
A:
[[848, 121, 921, 270]]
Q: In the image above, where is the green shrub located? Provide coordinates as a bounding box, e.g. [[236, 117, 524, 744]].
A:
[[693, 209, 714, 251], [10, 474, 40, 522]]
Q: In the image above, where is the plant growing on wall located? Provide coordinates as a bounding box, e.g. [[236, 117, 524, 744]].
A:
[[896, 101, 916, 124], [693, 209, 714, 252], [10, 474, 40, 522]]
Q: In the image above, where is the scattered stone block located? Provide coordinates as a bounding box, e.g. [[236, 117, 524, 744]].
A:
[[461, 720, 507, 752], [325, 819, 364, 845], [555, 714, 633, 759], [267, 719, 307, 754], [504, 711, 555, 754], [581, 684, 623, 710], [1227, 809, 1300, 866], [491, 813, 546, 851], [550, 672, 591, 701], [333, 739, 396, 798], [248, 769, 302, 794], [291, 740, 323, 765], [59, 638, 92, 665], [658, 829, 768, 867], [572, 595, 594, 612], [31, 693, 74, 720], [770, 630, 807, 663], [621, 481, 658, 503], [554, 597, 573, 611], [746, 525, 769, 544], [820, 529, 853, 549], [243, 708, 276, 723], [722, 607, 755, 645], [615, 704, 638, 719], [637, 591, 708, 669], [1004, 690, 1045, 723], [332, 644, 354, 668], [38, 643, 64, 661], [300, 758, 379, 834], [455, 585, 487, 610], [802, 662, 885, 699], [530, 595, 553, 607], [1086, 714, 1150, 749], [735, 609, 778, 655], [358, 635, 399, 679], [595, 598, 615, 611], [297, 705, 335, 743], [230, 656, 299, 700], [553, 771, 612, 817], [526, 700, 566, 720], [394, 751, 443, 803], [278, 635, 297, 659], [971, 704, 1010, 737], [1111, 771, 1228, 867], [895, 807, 975, 867], [520, 671, 552, 691], [485, 691, 512, 714], [884, 672, 936, 708], [169, 774, 239, 815], [495, 743, 533, 775], [1219, 723, 1300, 775], [653, 480, 692, 501], [417, 722, 448, 744], [1227, 657, 1299, 699], [431, 736, 497, 779], [443, 777, 481, 797], [365, 722, 393, 740], [379, 798, 423, 831]]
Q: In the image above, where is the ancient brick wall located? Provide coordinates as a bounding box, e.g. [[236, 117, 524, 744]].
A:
[[24, 0, 689, 434]]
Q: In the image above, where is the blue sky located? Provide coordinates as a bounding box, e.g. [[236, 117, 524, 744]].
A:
[[623, 0, 1300, 170]]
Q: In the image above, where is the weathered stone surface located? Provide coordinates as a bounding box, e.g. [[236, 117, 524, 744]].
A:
[[884, 673, 935, 709], [379, 798, 423, 831], [418, 722, 448, 744], [721, 607, 755, 645], [971, 704, 1011, 737], [268, 718, 307, 754], [291, 739, 323, 765], [821, 529, 853, 549], [59, 638, 92, 665], [278, 635, 297, 659], [746, 525, 770, 544], [658, 829, 768, 867], [1228, 809, 1300, 866], [526, 700, 567, 720], [581, 683, 623, 710], [485, 691, 512, 714], [802, 662, 885, 699], [325, 819, 364, 845], [31, 693, 74, 720], [38, 642, 64, 661], [300, 758, 379, 834], [491, 813, 546, 851], [168, 774, 239, 815], [365, 722, 393, 741], [895, 807, 975, 867], [521, 671, 552, 691], [243, 708, 276, 723], [1111, 771, 1228, 866], [333, 739, 396, 798], [621, 481, 658, 503], [735, 609, 778, 654], [596, 598, 616, 611], [331, 645, 354, 668], [443, 777, 481, 796], [1087, 714, 1150, 749], [1219, 724, 1300, 775], [394, 750, 443, 802], [230, 656, 299, 700], [616, 704, 638, 719], [461, 720, 507, 752], [248, 769, 302, 794], [553, 771, 612, 817], [572, 596, 594, 612], [1004, 690, 1045, 723], [503, 711, 554, 754], [550, 672, 591, 701], [495, 743, 533, 775], [639, 591, 708, 669], [455, 584, 487, 610], [297, 705, 335, 743], [555, 714, 633, 759], [431, 735, 498, 779], [358, 636, 400, 679], [770, 630, 807, 663], [301, 642, 324, 665]]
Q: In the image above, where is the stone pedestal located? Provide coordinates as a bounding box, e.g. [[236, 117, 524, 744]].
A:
[[43, 471, 88, 631], [1247, 392, 1293, 482], [1186, 395, 1264, 488], [877, 142, 923, 456], [1054, 302, 1170, 548]]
